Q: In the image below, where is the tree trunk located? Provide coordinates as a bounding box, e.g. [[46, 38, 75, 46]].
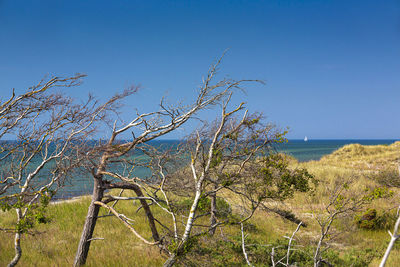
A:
[[106, 182, 160, 242], [8, 209, 22, 267], [163, 188, 203, 266], [8, 231, 21, 267], [314, 238, 322, 267], [131, 185, 160, 242], [380, 235, 398, 267], [74, 178, 104, 267], [8, 232, 21, 267]]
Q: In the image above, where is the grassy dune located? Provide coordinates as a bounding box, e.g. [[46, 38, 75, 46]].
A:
[[1, 142, 400, 266], [319, 141, 400, 170]]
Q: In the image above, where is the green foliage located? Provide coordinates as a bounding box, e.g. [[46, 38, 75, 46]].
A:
[[241, 221, 259, 233], [183, 232, 372, 267], [215, 197, 232, 218], [363, 186, 393, 202], [250, 238, 313, 266], [354, 208, 391, 230], [220, 172, 234, 187], [0, 200, 13, 212], [243, 118, 260, 126], [322, 248, 372, 267], [244, 153, 316, 202], [223, 132, 238, 141], [17, 201, 52, 233], [4, 189, 54, 234], [329, 184, 392, 213], [174, 196, 232, 219], [181, 234, 243, 266], [210, 147, 223, 168], [275, 129, 289, 143], [197, 196, 210, 212], [250, 238, 372, 266], [168, 236, 200, 255]]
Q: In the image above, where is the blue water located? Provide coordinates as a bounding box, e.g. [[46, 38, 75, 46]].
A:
[[274, 139, 399, 162], [3, 139, 398, 200]]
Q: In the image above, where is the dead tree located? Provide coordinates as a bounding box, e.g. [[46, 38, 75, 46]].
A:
[[91, 91, 314, 266], [106, 91, 313, 267], [73, 57, 254, 266], [311, 176, 389, 267], [161, 98, 246, 266], [0, 74, 109, 267], [268, 221, 303, 267], [160, 95, 314, 266], [68, 59, 313, 266]]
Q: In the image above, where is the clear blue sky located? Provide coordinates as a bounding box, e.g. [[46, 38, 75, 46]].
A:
[[0, 0, 399, 139]]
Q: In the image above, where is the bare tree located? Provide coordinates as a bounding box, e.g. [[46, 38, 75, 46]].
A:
[[268, 221, 303, 267], [159, 94, 314, 266], [73, 57, 255, 266], [158, 96, 268, 266], [72, 89, 314, 266], [66, 56, 314, 267], [0, 74, 110, 267], [311, 176, 388, 267]]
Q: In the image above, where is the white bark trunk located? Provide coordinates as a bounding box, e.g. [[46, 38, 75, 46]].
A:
[[8, 232, 21, 267], [8, 209, 22, 267]]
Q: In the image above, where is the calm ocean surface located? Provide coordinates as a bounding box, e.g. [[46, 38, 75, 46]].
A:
[[47, 139, 400, 199], [275, 139, 398, 162]]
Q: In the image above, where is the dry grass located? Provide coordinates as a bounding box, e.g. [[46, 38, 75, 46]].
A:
[[319, 141, 400, 170], [0, 195, 165, 266]]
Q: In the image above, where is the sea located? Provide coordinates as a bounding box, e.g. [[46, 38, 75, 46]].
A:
[[4, 139, 399, 200], [274, 139, 398, 162]]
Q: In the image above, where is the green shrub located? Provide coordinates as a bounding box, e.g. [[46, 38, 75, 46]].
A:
[[354, 208, 391, 230], [189, 235, 372, 267], [174, 196, 232, 218]]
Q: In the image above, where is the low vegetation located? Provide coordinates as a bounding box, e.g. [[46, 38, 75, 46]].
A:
[[1, 142, 400, 266], [319, 142, 400, 170]]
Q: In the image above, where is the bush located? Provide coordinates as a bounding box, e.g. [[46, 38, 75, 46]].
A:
[[174, 196, 232, 218], [195, 235, 371, 267], [354, 208, 391, 230]]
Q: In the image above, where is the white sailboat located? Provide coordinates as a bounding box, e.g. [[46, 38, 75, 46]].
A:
[[304, 136, 308, 142]]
